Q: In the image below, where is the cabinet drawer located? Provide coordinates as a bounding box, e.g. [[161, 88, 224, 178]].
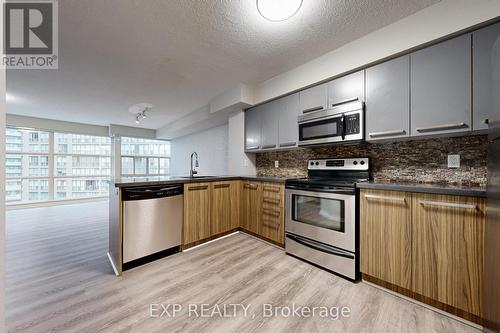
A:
[[262, 183, 284, 207]]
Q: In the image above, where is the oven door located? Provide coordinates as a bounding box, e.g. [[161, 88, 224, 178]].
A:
[[298, 114, 344, 146], [285, 188, 355, 252]]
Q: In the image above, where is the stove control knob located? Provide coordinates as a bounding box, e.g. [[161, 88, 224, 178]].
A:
[[353, 161, 358, 165], [360, 160, 365, 165], [310, 162, 314, 166], [315, 162, 319, 166]]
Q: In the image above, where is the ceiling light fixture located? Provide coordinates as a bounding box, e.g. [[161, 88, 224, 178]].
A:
[[128, 102, 153, 125], [257, 0, 303, 22]]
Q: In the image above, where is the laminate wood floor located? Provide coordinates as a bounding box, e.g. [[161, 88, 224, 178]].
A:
[[6, 201, 480, 333]]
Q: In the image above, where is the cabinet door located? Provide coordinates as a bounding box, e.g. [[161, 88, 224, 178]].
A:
[[298, 83, 328, 114], [327, 70, 365, 107], [360, 189, 412, 289], [366, 56, 410, 141], [278, 93, 300, 149], [183, 183, 211, 245], [473, 22, 500, 131], [412, 193, 484, 317], [260, 101, 279, 150], [411, 34, 472, 136], [241, 181, 262, 234], [211, 181, 240, 236], [245, 106, 262, 152], [260, 183, 285, 245]]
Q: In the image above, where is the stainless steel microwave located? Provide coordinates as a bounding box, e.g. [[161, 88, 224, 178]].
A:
[[297, 101, 364, 146]]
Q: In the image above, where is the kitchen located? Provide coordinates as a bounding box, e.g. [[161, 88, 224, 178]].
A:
[[2, 1, 500, 332]]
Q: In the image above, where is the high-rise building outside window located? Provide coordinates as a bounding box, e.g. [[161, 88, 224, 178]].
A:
[[5, 128, 111, 204], [120, 137, 170, 176]]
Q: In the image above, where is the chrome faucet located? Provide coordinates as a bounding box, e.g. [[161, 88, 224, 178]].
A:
[[190, 152, 199, 177]]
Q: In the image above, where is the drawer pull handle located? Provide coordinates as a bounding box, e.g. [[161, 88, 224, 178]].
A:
[[244, 184, 258, 189], [246, 146, 260, 150], [369, 129, 406, 138], [262, 144, 276, 149], [214, 184, 230, 189], [188, 185, 209, 191], [262, 221, 280, 229], [302, 106, 324, 114], [279, 141, 296, 147], [263, 208, 280, 217], [263, 198, 280, 204], [365, 194, 406, 203], [331, 97, 358, 108], [416, 123, 468, 133], [263, 186, 280, 193], [419, 200, 477, 210]]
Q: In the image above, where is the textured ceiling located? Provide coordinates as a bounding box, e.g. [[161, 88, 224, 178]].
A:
[[7, 0, 440, 129]]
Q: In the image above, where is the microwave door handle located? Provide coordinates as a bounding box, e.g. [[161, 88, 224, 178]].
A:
[[340, 114, 346, 140]]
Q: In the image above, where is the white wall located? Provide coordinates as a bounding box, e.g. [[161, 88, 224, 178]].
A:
[[170, 124, 229, 176], [253, 0, 500, 103], [228, 111, 256, 176]]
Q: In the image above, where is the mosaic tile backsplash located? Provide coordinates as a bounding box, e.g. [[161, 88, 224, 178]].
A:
[[256, 135, 488, 186]]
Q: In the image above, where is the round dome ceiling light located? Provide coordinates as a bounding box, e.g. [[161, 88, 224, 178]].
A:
[[257, 0, 303, 22]]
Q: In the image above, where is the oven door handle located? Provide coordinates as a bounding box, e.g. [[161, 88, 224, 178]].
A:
[[285, 185, 355, 195], [286, 234, 355, 259]]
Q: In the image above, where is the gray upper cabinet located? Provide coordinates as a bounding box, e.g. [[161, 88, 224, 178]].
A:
[[244, 106, 262, 152], [278, 93, 300, 148], [366, 55, 410, 141], [260, 101, 279, 150], [473, 22, 500, 131], [327, 70, 365, 107], [411, 34, 472, 137], [298, 83, 328, 114]]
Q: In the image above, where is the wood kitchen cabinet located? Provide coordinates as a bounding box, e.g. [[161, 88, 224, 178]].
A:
[[260, 182, 285, 245], [360, 188, 486, 322], [211, 181, 240, 235], [240, 180, 262, 234], [183, 183, 211, 245], [411, 193, 485, 317], [360, 189, 412, 289]]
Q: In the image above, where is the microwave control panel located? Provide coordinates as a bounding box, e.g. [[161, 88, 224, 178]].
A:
[[344, 114, 360, 135]]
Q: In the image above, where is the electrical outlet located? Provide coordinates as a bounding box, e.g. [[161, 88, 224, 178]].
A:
[[448, 154, 460, 168], [274, 160, 279, 168]]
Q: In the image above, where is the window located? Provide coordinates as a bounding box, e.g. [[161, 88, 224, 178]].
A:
[[53, 133, 110, 199], [5, 128, 111, 204], [120, 137, 170, 176], [5, 129, 51, 204]]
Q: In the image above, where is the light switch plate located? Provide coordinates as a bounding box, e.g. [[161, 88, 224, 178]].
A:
[[448, 154, 460, 168], [274, 160, 279, 168]]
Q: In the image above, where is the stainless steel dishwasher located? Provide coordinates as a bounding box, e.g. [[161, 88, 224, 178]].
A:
[[122, 184, 183, 270]]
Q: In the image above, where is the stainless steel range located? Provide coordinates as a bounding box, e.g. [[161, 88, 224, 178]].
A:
[[285, 158, 370, 280]]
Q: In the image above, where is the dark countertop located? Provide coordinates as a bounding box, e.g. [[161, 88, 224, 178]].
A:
[[356, 181, 487, 197], [112, 175, 287, 187]]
